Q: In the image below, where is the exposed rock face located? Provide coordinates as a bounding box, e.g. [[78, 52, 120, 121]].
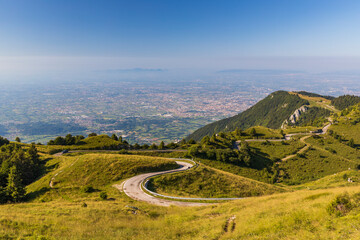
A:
[[281, 105, 309, 128], [289, 105, 308, 123]]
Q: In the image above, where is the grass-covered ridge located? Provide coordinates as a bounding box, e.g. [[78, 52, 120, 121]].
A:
[[187, 91, 309, 141], [148, 164, 285, 198], [38, 135, 125, 154]]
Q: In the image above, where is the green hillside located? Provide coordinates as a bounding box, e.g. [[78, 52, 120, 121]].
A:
[[38, 134, 127, 154], [331, 95, 360, 110], [3, 92, 360, 239], [330, 103, 360, 145], [148, 164, 285, 198], [187, 91, 309, 141], [26, 154, 178, 202], [288, 107, 331, 127]]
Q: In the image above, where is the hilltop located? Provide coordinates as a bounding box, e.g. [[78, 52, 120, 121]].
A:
[[187, 90, 339, 141]]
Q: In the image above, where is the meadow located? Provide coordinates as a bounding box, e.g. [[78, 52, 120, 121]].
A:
[[2, 180, 360, 239]]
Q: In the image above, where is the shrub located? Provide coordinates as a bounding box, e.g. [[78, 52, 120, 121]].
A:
[[327, 193, 353, 217], [296, 153, 306, 158], [342, 173, 348, 180], [325, 147, 336, 154], [119, 149, 128, 154], [82, 185, 95, 193], [100, 192, 108, 200]]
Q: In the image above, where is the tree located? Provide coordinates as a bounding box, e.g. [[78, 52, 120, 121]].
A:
[[234, 128, 243, 137], [149, 143, 157, 150], [179, 139, 186, 145], [27, 144, 40, 167], [15, 137, 21, 143], [74, 135, 85, 144], [118, 136, 123, 143], [65, 134, 75, 145], [188, 139, 196, 144], [88, 133, 97, 137], [349, 138, 355, 148], [201, 136, 210, 145], [53, 136, 66, 145], [6, 166, 26, 202], [0, 136, 9, 147], [188, 145, 200, 157], [249, 128, 256, 137], [166, 142, 178, 149], [240, 141, 250, 152], [111, 134, 118, 141], [0, 186, 8, 203], [133, 143, 140, 149], [158, 141, 165, 150]]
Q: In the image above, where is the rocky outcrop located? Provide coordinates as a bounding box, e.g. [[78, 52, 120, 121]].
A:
[[281, 105, 309, 128], [289, 105, 308, 123]]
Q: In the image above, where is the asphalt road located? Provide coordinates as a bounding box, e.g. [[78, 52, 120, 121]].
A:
[[119, 161, 209, 206], [119, 160, 242, 206]]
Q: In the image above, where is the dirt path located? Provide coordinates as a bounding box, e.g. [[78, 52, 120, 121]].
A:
[[281, 135, 312, 161]]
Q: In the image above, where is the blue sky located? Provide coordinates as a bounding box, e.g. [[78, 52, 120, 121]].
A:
[[1, 0, 360, 78]]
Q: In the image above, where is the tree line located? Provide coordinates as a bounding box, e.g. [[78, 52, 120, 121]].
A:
[[0, 137, 41, 203]]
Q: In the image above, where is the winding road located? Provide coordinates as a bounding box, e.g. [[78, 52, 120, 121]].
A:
[[115, 123, 334, 206], [116, 160, 242, 206]]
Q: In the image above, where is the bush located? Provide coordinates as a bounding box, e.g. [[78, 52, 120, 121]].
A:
[[100, 192, 108, 200], [82, 185, 95, 193], [327, 193, 353, 217], [296, 153, 306, 158], [119, 149, 128, 154]]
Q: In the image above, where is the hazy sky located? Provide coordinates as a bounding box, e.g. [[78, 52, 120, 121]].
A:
[[1, 0, 360, 79]]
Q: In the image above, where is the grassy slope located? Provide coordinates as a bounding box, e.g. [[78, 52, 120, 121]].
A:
[[243, 126, 283, 139], [283, 126, 319, 134], [306, 135, 360, 162], [249, 140, 305, 160], [294, 169, 360, 190], [149, 165, 285, 198], [2, 150, 360, 239], [330, 119, 360, 145], [197, 158, 273, 183], [187, 91, 309, 141], [3, 183, 360, 239], [37, 135, 123, 154], [279, 147, 358, 185], [26, 154, 178, 202], [290, 91, 338, 112]]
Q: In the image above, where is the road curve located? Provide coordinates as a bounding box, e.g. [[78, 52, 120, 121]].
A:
[[118, 160, 242, 206]]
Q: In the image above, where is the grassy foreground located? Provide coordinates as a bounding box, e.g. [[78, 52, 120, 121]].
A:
[[2, 150, 360, 239], [2, 183, 360, 239]]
